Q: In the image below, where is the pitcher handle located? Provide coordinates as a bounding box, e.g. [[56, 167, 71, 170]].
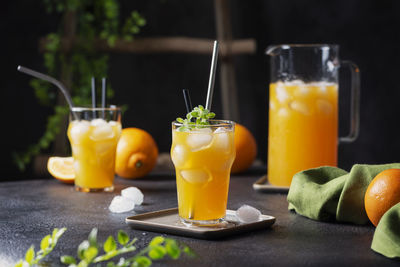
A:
[[339, 60, 360, 144]]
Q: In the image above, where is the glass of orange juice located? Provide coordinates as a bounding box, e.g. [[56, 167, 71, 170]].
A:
[[68, 107, 122, 192], [266, 44, 360, 187], [171, 119, 235, 226]]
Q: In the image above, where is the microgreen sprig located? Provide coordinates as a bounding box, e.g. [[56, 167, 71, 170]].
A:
[[176, 105, 215, 131]]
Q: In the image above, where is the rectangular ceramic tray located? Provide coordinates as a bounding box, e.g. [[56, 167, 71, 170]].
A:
[[125, 208, 275, 240], [253, 175, 289, 193]]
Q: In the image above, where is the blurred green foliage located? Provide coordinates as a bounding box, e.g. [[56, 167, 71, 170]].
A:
[[14, 0, 146, 171]]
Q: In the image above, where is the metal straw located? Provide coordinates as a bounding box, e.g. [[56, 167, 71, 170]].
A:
[[182, 89, 193, 113], [17, 65, 78, 120], [182, 89, 195, 220], [205, 40, 219, 111], [91, 77, 96, 108], [102, 78, 106, 109], [102, 78, 106, 119]]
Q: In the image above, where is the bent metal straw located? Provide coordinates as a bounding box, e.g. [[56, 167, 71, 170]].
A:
[[17, 65, 78, 120]]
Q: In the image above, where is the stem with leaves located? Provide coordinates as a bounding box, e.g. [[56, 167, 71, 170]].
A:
[[14, 228, 67, 267], [60, 228, 195, 267]]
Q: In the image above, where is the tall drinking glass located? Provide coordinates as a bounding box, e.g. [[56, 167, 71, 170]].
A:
[[171, 120, 235, 226], [68, 107, 122, 192], [266, 44, 360, 187]]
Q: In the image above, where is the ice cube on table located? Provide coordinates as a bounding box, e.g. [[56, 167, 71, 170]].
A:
[[70, 120, 90, 143], [90, 122, 114, 141], [213, 128, 230, 150], [236, 205, 261, 223], [109, 196, 135, 213], [180, 169, 210, 183], [187, 131, 213, 151], [171, 145, 188, 167], [121, 187, 144, 205]]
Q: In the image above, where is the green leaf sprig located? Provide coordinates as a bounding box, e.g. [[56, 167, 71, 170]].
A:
[[176, 105, 215, 131], [62, 228, 194, 267], [15, 228, 194, 267], [14, 227, 67, 267]]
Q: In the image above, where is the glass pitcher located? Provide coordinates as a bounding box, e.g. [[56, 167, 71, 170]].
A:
[[266, 44, 360, 187]]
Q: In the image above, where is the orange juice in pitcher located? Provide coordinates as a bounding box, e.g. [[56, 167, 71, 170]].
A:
[[268, 81, 338, 186], [266, 44, 360, 187]]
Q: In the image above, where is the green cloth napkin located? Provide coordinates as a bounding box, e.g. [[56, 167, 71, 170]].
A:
[[287, 163, 400, 259], [287, 163, 400, 224], [371, 202, 400, 259]]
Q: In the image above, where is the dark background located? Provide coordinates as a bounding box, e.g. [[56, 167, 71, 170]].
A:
[[2, 0, 400, 180]]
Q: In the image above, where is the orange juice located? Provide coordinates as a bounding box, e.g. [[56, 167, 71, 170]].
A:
[[68, 119, 121, 191], [171, 122, 235, 224], [268, 81, 338, 186]]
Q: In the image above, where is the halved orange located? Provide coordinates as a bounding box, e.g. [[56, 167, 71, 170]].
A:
[[47, 157, 75, 184]]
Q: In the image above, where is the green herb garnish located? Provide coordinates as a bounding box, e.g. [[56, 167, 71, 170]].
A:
[[15, 228, 194, 267], [176, 105, 215, 131]]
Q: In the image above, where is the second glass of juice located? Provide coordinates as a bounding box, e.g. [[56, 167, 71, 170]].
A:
[[171, 120, 235, 226], [68, 107, 122, 192]]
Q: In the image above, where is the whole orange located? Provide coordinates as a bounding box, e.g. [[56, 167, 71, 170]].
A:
[[115, 128, 158, 179], [231, 124, 257, 173], [364, 168, 400, 226]]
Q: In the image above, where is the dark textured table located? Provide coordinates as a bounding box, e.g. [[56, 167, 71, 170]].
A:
[[0, 174, 397, 266]]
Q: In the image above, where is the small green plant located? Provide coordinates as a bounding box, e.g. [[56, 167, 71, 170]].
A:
[[14, 228, 67, 267], [15, 228, 194, 267], [176, 105, 216, 131]]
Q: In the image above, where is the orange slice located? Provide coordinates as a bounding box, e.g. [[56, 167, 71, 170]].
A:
[[47, 157, 75, 184]]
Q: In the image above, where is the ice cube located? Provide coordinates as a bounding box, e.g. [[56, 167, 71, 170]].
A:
[[297, 85, 310, 95], [180, 169, 210, 183], [214, 127, 226, 134], [90, 123, 114, 141], [289, 101, 310, 115], [289, 79, 304, 85], [171, 145, 188, 166], [91, 118, 107, 126], [192, 128, 212, 134], [319, 85, 327, 93], [317, 99, 333, 115], [213, 130, 230, 150], [275, 83, 289, 103], [121, 187, 144, 205], [236, 205, 261, 223], [278, 108, 289, 117], [95, 141, 114, 154], [73, 161, 80, 174], [187, 131, 213, 151], [109, 196, 135, 213], [269, 101, 276, 110], [70, 120, 90, 143]]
